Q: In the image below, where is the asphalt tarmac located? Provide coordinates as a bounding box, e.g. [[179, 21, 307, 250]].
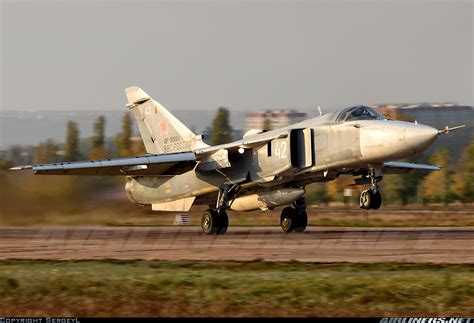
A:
[[0, 226, 472, 263]]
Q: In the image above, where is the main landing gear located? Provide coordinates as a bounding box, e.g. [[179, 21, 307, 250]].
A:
[[280, 197, 308, 233], [360, 168, 382, 210], [201, 208, 229, 235], [201, 184, 239, 235]]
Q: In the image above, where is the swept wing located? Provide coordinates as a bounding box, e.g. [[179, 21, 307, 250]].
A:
[[10, 152, 196, 176], [195, 129, 288, 155]]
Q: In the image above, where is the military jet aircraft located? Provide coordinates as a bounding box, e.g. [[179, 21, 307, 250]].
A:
[[11, 87, 465, 234]]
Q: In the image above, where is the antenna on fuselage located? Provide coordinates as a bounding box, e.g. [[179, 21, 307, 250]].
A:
[[317, 106, 323, 116]]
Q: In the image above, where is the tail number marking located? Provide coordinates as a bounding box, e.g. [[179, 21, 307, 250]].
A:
[[274, 142, 287, 159], [163, 136, 192, 153]]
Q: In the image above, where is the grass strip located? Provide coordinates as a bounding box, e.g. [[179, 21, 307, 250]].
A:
[[0, 260, 473, 317]]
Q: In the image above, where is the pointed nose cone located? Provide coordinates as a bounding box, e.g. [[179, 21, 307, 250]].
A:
[[404, 124, 439, 153]]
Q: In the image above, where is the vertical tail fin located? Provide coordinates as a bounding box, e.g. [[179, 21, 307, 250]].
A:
[[125, 86, 209, 154]]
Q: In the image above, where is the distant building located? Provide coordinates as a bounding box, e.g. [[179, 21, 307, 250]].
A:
[[245, 110, 307, 132], [374, 103, 473, 129]]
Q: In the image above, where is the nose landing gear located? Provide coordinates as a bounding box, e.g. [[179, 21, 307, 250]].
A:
[[360, 188, 382, 210], [360, 168, 382, 210]]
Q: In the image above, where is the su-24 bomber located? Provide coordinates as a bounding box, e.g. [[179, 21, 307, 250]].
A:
[[11, 87, 465, 234]]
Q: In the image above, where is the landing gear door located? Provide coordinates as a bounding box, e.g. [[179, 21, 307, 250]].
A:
[[302, 128, 314, 168]]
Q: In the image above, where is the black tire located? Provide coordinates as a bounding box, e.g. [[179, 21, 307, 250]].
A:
[[293, 210, 308, 233], [360, 190, 372, 210], [280, 207, 296, 233], [201, 209, 218, 235], [216, 211, 229, 235], [370, 191, 382, 210]]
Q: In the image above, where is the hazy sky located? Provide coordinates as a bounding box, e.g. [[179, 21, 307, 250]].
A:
[[1, 0, 472, 112]]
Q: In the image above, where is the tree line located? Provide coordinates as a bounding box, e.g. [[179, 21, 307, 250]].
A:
[[2, 107, 235, 167], [29, 112, 147, 165]]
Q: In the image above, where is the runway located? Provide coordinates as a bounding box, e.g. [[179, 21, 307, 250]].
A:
[[0, 227, 472, 263]]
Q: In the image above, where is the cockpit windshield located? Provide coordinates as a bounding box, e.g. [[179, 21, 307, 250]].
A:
[[336, 106, 385, 123]]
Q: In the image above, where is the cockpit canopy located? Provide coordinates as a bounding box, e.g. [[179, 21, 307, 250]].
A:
[[336, 106, 386, 123]]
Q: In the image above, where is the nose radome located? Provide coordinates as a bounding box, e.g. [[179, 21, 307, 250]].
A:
[[404, 124, 439, 153]]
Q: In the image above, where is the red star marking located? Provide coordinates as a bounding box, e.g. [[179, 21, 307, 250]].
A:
[[160, 119, 168, 133]]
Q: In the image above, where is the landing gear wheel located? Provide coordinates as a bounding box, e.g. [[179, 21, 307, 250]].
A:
[[280, 207, 296, 233], [371, 191, 382, 210], [216, 211, 229, 235], [208, 183, 239, 235], [293, 210, 308, 233], [360, 189, 382, 210], [201, 209, 219, 235], [360, 189, 372, 210], [280, 207, 307, 233], [201, 209, 229, 235], [360, 167, 384, 210]]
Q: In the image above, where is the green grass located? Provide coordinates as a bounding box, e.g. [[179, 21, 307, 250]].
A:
[[0, 260, 472, 316]]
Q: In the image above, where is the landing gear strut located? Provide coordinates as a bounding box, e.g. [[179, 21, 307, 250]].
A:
[[360, 168, 382, 210], [201, 183, 239, 235], [280, 197, 308, 233]]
